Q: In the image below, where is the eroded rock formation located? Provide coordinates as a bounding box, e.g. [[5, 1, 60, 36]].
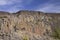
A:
[[0, 10, 60, 40]]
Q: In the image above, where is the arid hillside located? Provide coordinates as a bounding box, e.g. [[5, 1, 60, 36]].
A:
[[0, 10, 60, 40]]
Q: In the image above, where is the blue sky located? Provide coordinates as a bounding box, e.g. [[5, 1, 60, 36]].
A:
[[0, 0, 60, 13]]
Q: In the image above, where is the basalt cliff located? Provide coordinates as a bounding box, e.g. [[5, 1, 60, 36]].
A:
[[0, 10, 60, 40]]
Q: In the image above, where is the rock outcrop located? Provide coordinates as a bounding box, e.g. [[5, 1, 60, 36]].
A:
[[0, 10, 60, 40]]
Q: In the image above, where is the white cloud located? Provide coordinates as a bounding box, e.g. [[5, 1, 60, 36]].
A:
[[36, 3, 60, 13], [36, 0, 60, 13], [3, 0, 34, 13], [0, 0, 33, 5], [0, 0, 33, 12], [0, 0, 7, 5], [6, 5, 23, 13], [0, 0, 22, 5]]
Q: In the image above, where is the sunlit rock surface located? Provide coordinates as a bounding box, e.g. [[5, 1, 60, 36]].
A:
[[0, 10, 60, 40]]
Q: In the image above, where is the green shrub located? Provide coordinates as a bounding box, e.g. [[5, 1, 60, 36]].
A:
[[0, 16, 7, 18], [52, 27, 60, 39], [23, 35, 29, 40]]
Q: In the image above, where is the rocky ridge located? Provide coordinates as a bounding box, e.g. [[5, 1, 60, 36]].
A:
[[0, 10, 60, 40]]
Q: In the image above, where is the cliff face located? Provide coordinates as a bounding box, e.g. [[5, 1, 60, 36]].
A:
[[0, 11, 60, 40]]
